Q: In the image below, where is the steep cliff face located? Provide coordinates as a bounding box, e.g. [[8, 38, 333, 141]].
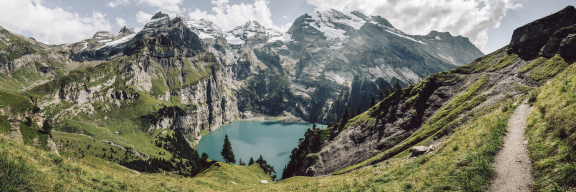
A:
[[25, 12, 238, 148], [283, 6, 576, 178]]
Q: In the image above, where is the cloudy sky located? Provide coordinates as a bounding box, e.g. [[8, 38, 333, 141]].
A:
[[0, 0, 573, 53]]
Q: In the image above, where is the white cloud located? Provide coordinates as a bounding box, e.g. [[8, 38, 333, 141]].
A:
[[306, 0, 522, 52], [188, 0, 282, 31], [0, 0, 112, 44], [283, 15, 287, 18], [135, 11, 153, 24], [107, 0, 130, 7], [116, 17, 127, 27], [138, 0, 183, 13], [278, 22, 292, 33]]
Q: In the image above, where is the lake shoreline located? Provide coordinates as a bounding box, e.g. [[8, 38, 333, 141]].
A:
[[236, 111, 309, 124]]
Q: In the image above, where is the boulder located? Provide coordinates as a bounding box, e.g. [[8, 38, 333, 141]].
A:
[[410, 146, 430, 157]]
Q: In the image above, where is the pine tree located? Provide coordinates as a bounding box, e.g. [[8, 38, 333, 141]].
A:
[[393, 81, 402, 92], [42, 118, 52, 133], [340, 106, 350, 130], [201, 152, 209, 162], [342, 106, 350, 123], [248, 157, 255, 165], [385, 87, 391, 97], [255, 155, 276, 179], [380, 90, 385, 100], [239, 158, 246, 165], [256, 155, 265, 165], [370, 95, 376, 107], [357, 106, 362, 116], [221, 135, 236, 164]]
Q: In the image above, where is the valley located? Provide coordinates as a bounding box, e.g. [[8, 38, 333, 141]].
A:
[[0, 3, 575, 192]]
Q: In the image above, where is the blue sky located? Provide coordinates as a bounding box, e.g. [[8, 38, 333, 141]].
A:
[[0, 0, 573, 54]]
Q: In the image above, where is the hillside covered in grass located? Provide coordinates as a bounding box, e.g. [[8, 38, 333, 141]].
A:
[[1, 4, 576, 192]]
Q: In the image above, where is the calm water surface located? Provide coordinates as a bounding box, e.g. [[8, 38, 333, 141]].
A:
[[197, 121, 325, 179]]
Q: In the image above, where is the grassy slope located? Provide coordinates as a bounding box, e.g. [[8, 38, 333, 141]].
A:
[[260, 96, 520, 191], [0, 134, 272, 191], [525, 59, 576, 191], [334, 74, 487, 175], [0, 94, 518, 192]]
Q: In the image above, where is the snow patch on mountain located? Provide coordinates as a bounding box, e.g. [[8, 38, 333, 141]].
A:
[[185, 19, 224, 39], [384, 29, 427, 45], [304, 9, 367, 41], [97, 34, 136, 50], [226, 35, 245, 45], [438, 54, 459, 66]]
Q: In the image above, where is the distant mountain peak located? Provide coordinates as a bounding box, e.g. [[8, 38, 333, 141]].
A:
[[119, 26, 135, 34], [92, 31, 113, 38], [151, 12, 169, 20]]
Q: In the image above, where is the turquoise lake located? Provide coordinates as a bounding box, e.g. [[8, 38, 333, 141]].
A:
[[197, 121, 325, 179]]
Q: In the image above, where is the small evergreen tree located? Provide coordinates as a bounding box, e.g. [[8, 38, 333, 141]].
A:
[[342, 106, 350, 122], [370, 95, 376, 107], [248, 157, 255, 165], [357, 106, 362, 116], [239, 158, 246, 165], [221, 135, 236, 164], [393, 81, 402, 92], [380, 90, 385, 100], [201, 152, 209, 162], [256, 155, 276, 178], [385, 87, 391, 97], [42, 118, 52, 133]]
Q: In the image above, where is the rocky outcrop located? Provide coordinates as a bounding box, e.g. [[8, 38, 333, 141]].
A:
[[509, 5, 576, 59]]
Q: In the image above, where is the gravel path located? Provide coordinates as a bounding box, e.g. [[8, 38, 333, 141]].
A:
[[488, 100, 534, 191]]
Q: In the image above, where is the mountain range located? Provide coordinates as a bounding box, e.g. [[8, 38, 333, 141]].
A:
[[4, 5, 575, 192]]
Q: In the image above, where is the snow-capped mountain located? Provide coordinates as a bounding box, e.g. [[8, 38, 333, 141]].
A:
[[224, 20, 288, 45], [50, 10, 484, 123]]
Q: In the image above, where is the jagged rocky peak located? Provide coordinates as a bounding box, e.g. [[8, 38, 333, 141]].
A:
[[288, 8, 368, 41], [119, 26, 135, 34], [227, 20, 266, 40], [185, 18, 225, 40], [151, 11, 170, 20], [225, 20, 287, 45], [425, 31, 452, 41], [93, 31, 113, 38]]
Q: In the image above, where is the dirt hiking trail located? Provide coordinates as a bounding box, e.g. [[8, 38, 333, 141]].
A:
[[488, 100, 535, 191]]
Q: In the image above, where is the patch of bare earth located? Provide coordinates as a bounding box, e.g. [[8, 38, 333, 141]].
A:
[[488, 100, 535, 191]]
